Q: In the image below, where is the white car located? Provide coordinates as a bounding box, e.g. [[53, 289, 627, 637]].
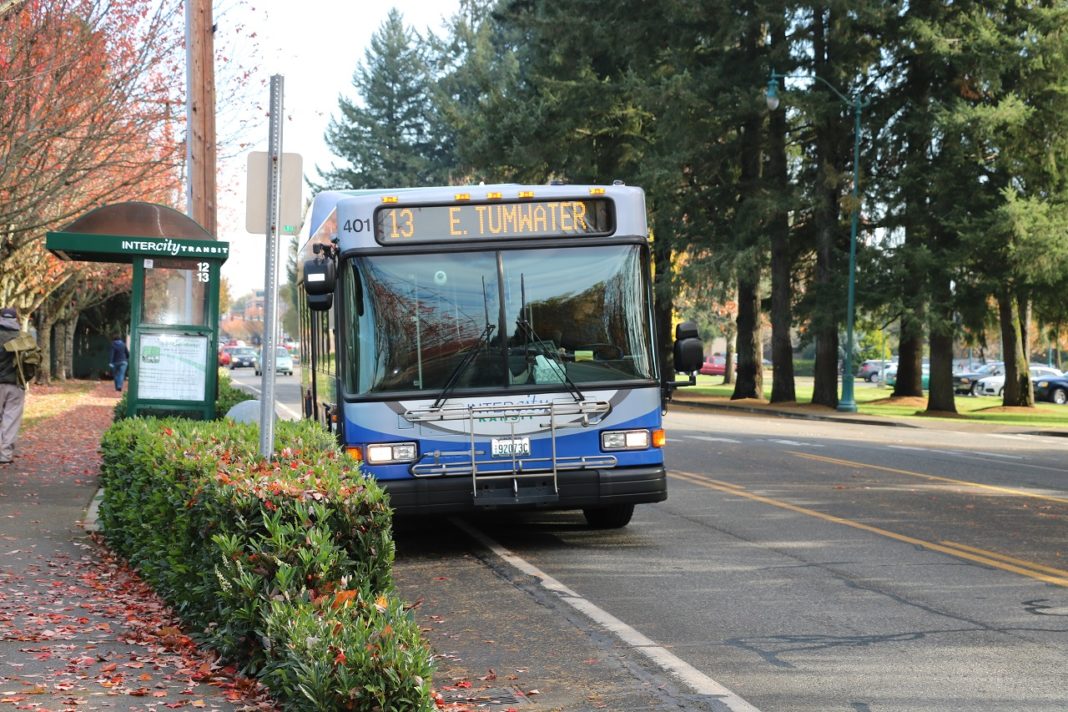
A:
[[975, 365, 1063, 396], [254, 346, 294, 376]]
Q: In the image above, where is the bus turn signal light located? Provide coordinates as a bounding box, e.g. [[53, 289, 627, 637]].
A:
[[652, 429, 666, 448]]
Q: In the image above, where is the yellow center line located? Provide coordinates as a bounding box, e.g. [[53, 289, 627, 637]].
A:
[[789, 451, 1068, 505], [669, 470, 1068, 589], [938, 541, 1068, 578]]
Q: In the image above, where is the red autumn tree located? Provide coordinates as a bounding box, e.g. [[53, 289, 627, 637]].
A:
[[0, 0, 184, 315]]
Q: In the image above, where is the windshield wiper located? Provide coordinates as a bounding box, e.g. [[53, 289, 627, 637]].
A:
[[432, 277, 495, 409], [431, 322, 495, 409], [517, 275, 585, 403]]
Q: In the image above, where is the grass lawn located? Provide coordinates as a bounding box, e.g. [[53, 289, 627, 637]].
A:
[[687, 373, 1068, 429], [22, 379, 100, 430]]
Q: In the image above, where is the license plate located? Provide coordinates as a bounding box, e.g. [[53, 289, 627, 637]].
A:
[[491, 437, 530, 457]]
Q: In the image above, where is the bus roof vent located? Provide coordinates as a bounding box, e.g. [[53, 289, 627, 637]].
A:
[[613, 179, 626, 185]]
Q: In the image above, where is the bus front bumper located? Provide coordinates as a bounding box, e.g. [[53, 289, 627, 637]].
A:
[[380, 465, 667, 517]]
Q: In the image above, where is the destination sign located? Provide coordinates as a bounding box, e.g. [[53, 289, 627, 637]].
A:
[[374, 199, 613, 242]]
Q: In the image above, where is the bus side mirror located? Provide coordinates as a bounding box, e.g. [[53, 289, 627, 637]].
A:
[[303, 256, 336, 312], [673, 321, 704, 374]]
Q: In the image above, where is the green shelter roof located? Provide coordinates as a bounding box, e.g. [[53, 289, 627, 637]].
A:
[[46, 202, 228, 264]]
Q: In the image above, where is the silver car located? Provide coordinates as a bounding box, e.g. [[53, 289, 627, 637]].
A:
[[976, 365, 1063, 396]]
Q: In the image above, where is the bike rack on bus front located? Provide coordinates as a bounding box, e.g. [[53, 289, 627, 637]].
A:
[[403, 400, 612, 506]]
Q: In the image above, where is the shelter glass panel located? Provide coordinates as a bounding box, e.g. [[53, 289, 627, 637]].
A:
[[141, 258, 209, 326]]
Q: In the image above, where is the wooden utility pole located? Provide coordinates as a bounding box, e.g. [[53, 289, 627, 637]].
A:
[[185, 0, 217, 235]]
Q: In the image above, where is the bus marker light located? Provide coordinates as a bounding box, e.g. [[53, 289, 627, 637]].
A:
[[454, 193, 471, 201], [518, 190, 535, 199], [486, 191, 503, 199], [381, 196, 399, 204], [589, 187, 606, 195]]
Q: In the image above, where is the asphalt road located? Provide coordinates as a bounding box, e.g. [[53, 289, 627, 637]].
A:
[[225, 365, 302, 420], [446, 408, 1068, 711], [235, 372, 1068, 711]]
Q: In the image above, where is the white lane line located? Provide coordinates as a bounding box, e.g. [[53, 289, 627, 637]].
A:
[[450, 518, 762, 712], [233, 381, 301, 420], [768, 439, 823, 448], [687, 435, 742, 444]]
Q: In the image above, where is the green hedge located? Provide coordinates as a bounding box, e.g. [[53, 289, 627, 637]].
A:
[[98, 417, 434, 711]]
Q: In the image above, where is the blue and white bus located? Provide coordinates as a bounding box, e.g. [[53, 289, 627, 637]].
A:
[[297, 183, 702, 528]]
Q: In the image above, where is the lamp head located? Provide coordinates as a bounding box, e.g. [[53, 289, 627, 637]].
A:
[[765, 77, 780, 111]]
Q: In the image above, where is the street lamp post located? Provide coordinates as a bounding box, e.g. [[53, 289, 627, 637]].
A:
[[766, 69, 866, 413]]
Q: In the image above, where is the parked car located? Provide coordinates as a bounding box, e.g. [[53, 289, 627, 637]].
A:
[[953, 362, 1004, 395], [884, 363, 929, 389], [857, 359, 895, 382], [228, 346, 257, 369], [975, 365, 1063, 397], [1034, 374, 1068, 405], [254, 346, 294, 376], [700, 355, 727, 376]]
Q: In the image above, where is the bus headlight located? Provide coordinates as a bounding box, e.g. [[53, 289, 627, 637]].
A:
[[365, 442, 418, 464], [601, 429, 650, 451]]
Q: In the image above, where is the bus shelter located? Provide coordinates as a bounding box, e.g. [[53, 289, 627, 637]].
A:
[[46, 202, 229, 420]]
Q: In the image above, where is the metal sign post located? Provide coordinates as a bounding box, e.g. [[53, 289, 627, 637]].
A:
[[259, 75, 284, 458]]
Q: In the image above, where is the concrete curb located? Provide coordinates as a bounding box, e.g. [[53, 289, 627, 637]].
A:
[[670, 398, 918, 428], [82, 486, 104, 532]]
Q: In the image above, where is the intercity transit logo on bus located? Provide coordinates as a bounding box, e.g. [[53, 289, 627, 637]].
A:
[[120, 238, 228, 257], [473, 394, 555, 422]]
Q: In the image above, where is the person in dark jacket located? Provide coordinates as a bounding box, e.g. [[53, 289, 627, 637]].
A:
[[0, 307, 25, 464], [109, 335, 129, 392]]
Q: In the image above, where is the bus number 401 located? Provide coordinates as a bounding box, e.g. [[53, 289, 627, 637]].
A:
[[343, 218, 371, 233]]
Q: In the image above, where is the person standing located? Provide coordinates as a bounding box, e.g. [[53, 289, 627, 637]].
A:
[[109, 335, 129, 392], [0, 307, 25, 464]]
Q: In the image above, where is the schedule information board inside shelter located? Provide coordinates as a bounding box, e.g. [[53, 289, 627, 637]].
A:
[[137, 333, 207, 401]]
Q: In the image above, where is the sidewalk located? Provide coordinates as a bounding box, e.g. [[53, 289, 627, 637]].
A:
[[0, 382, 274, 711]]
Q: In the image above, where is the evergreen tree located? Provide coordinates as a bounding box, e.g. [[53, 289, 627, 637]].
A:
[[936, 1, 1068, 407], [317, 9, 448, 189]]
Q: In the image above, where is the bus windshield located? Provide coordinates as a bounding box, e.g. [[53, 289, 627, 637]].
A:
[[343, 244, 654, 395]]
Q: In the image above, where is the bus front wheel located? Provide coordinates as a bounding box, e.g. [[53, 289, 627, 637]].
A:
[[583, 503, 634, 529]]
